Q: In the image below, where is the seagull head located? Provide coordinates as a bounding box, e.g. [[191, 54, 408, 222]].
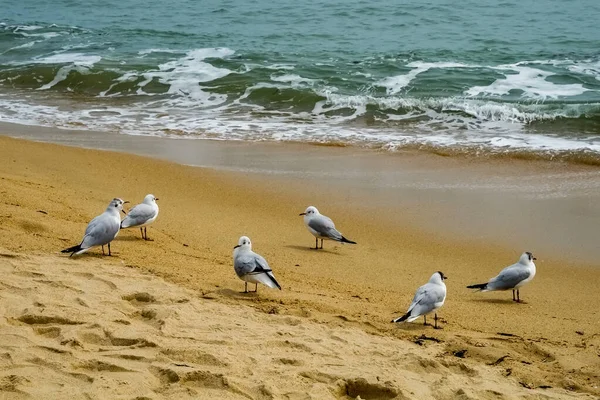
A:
[[430, 271, 448, 284], [233, 236, 252, 251], [108, 198, 127, 212], [299, 206, 319, 216], [519, 251, 536, 265], [143, 194, 159, 204]]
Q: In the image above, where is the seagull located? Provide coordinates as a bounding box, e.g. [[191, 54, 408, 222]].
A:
[[61, 198, 127, 257], [120, 194, 159, 240], [391, 271, 447, 329], [467, 251, 536, 302], [299, 206, 356, 249], [233, 236, 282, 293]]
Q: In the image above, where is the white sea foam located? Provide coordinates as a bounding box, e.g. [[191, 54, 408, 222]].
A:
[[37, 65, 92, 90], [2, 93, 599, 157], [567, 61, 600, 81], [3, 41, 40, 53], [264, 64, 296, 70], [2, 50, 600, 159], [138, 48, 185, 56], [3, 52, 100, 90], [18, 32, 63, 39], [99, 48, 235, 104], [31, 53, 102, 66], [466, 65, 590, 99], [377, 62, 473, 95], [13, 25, 44, 31], [270, 74, 316, 86]]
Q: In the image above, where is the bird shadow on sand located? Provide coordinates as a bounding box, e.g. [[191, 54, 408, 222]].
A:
[[393, 317, 446, 333], [470, 298, 527, 305], [63, 252, 115, 259], [114, 236, 146, 242], [390, 322, 436, 331], [284, 245, 339, 254], [216, 288, 262, 301]]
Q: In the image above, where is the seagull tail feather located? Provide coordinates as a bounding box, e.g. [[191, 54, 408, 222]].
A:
[[467, 283, 488, 291], [61, 244, 82, 256], [268, 273, 282, 290], [341, 236, 356, 244], [391, 312, 411, 323]]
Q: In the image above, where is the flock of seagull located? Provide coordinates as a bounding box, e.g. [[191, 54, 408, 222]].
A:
[[61, 197, 537, 329]]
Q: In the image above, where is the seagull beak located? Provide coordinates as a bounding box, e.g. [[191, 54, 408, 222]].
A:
[[533, 257, 537, 260], [123, 200, 130, 204], [444, 276, 448, 280], [299, 212, 306, 216], [121, 210, 127, 215], [233, 245, 241, 249], [155, 198, 159, 201]]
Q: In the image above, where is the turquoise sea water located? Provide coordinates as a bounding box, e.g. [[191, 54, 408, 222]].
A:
[[1, 0, 600, 160]]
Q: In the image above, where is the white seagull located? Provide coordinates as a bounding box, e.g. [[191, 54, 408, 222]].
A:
[[392, 271, 448, 329], [120, 194, 159, 240], [299, 206, 356, 249], [62, 198, 127, 257], [467, 251, 536, 302], [233, 236, 281, 293]]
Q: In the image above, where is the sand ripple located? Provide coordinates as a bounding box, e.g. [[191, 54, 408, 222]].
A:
[[0, 250, 589, 399]]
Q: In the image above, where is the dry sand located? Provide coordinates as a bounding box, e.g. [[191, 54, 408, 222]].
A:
[[0, 135, 599, 399]]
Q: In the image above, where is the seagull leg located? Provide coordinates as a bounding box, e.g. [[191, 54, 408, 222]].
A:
[[516, 290, 521, 303], [102, 245, 105, 256], [140, 227, 144, 239], [320, 239, 323, 249], [314, 237, 319, 250], [512, 290, 516, 301], [108, 242, 112, 256], [244, 282, 248, 293], [144, 227, 153, 241], [434, 313, 442, 329], [254, 283, 258, 293], [423, 315, 427, 326]]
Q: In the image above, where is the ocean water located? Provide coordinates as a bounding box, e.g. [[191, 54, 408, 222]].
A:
[[1, 0, 600, 161]]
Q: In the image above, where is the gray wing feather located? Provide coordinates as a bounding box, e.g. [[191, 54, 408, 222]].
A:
[[253, 254, 271, 272], [84, 214, 103, 235], [308, 215, 342, 241], [489, 265, 531, 290], [81, 214, 119, 248], [408, 283, 444, 317], [122, 204, 156, 228], [234, 253, 271, 277]]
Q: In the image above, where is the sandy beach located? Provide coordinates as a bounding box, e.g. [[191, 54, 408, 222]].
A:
[[0, 133, 599, 399]]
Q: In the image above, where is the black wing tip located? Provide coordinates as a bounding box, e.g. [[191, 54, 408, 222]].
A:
[[391, 313, 410, 323], [467, 283, 487, 290], [61, 244, 81, 254], [270, 275, 282, 290], [341, 236, 357, 244]]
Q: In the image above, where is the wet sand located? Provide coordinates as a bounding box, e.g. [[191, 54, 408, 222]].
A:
[[3, 122, 600, 265], [0, 132, 599, 398]]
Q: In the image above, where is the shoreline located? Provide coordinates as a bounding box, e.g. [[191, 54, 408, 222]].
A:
[[0, 132, 599, 397]]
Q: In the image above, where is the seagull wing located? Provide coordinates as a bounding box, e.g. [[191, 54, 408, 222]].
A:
[[234, 252, 281, 289], [488, 264, 531, 290], [308, 215, 343, 241], [407, 283, 445, 318], [121, 203, 157, 228], [81, 213, 119, 248]]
